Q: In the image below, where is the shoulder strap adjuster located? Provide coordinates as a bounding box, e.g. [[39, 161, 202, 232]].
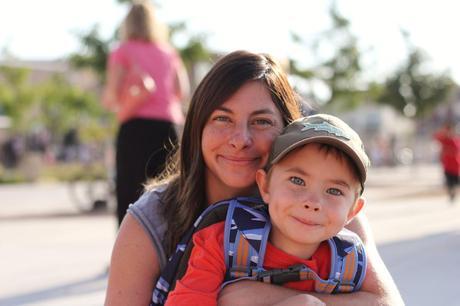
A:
[[256, 264, 305, 284]]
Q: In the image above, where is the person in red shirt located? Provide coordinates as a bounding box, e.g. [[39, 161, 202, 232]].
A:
[[166, 114, 372, 306], [433, 121, 460, 202]]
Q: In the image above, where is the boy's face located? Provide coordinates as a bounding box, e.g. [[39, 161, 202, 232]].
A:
[[256, 143, 364, 259]]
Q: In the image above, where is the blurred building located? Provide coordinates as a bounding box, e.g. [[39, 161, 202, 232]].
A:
[[0, 59, 99, 91], [337, 103, 415, 166]]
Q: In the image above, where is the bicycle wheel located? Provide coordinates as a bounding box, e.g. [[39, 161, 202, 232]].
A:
[[68, 178, 111, 213]]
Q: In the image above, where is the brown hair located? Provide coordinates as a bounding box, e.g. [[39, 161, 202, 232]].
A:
[[152, 50, 302, 256], [120, 0, 168, 43]]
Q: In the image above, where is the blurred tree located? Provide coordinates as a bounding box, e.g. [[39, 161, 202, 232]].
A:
[[69, 26, 112, 83], [290, 2, 365, 111], [0, 65, 36, 132], [0, 65, 110, 142], [170, 22, 211, 89], [378, 31, 454, 118], [36, 75, 110, 142]]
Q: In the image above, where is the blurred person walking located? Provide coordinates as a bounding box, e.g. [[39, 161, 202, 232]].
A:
[[102, 0, 189, 226], [433, 121, 460, 203]]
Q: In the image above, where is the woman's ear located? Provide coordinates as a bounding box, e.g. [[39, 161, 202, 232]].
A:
[[255, 169, 270, 204], [347, 197, 365, 222]]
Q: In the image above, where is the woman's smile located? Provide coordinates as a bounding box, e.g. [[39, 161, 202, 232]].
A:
[[218, 154, 260, 165]]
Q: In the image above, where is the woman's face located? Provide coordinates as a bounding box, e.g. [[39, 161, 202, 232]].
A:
[[202, 81, 284, 202]]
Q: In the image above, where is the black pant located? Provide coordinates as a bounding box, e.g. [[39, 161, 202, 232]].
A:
[[115, 118, 177, 226]]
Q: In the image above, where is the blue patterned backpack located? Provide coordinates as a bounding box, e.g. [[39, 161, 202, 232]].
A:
[[151, 197, 367, 305]]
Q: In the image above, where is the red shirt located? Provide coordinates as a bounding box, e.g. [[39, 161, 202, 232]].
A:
[[166, 221, 331, 306], [434, 130, 460, 175]]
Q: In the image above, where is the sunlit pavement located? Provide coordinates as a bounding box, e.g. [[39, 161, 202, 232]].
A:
[[1, 163, 459, 306]]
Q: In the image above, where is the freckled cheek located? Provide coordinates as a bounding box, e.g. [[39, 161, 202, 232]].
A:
[[269, 194, 295, 217], [256, 131, 280, 158], [282, 189, 309, 205], [201, 130, 212, 151], [202, 127, 230, 147], [325, 206, 348, 225], [268, 203, 285, 223]]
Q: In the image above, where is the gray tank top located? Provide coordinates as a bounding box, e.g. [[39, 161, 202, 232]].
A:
[[127, 184, 168, 269]]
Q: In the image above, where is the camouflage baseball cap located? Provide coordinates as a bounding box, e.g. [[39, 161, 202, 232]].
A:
[[267, 114, 370, 186]]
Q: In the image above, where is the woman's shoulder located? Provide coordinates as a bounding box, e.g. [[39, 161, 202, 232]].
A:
[[111, 40, 148, 53], [127, 183, 170, 268], [110, 41, 129, 53], [151, 42, 179, 59], [129, 183, 168, 214], [108, 41, 132, 63]]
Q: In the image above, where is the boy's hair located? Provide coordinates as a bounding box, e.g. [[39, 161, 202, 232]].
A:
[[266, 114, 370, 193]]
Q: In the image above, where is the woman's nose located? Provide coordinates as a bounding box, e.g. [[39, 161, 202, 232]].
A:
[[228, 125, 253, 149]]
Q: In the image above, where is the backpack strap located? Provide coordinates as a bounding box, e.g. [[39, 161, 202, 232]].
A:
[[151, 200, 230, 305], [322, 228, 367, 293], [151, 197, 263, 305], [222, 197, 270, 286]]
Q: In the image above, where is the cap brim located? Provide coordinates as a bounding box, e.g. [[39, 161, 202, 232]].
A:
[[270, 136, 367, 183]]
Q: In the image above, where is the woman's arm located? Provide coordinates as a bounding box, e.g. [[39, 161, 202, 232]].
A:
[[218, 213, 405, 306], [272, 294, 325, 306], [173, 58, 190, 103], [105, 214, 159, 306], [331, 213, 405, 305], [307, 214, 405, 305], [218, 281, 297, 306], [102, 61, 125, 111], [218, 282, 388, 306]]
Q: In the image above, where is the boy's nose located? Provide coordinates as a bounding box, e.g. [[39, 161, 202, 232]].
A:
[[304, 203, 320, 212], [303, 196, 321, 212]]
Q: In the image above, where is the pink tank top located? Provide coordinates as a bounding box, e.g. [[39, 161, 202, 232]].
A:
[[109, 40, 184, 124]]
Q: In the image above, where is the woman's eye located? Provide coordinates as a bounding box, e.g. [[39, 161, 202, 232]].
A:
[[213, 116, 230, 122], [253, 118, 273, 126], [289, 176, 305, 186], [327, 188, 344, 196]]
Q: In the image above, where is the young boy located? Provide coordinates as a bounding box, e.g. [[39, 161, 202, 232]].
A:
[[166, 114, 371, 305]]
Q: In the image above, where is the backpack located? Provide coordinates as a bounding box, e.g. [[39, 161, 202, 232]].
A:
[[151, 197, 367, 305]]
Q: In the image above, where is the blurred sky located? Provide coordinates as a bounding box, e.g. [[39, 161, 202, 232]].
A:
[[0, 0, 459, 83]]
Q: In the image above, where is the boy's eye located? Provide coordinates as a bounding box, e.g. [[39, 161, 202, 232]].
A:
[[327, 188, 344, 196], [289, 176, 305, 186]]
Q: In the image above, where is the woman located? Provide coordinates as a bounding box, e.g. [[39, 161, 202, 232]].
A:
[[105, 50, 403, 305], [102, 1, 189, 226]]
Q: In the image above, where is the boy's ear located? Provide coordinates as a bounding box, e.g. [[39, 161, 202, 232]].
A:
[[347, 197, 365, 222], [255, 169, 270, 204]]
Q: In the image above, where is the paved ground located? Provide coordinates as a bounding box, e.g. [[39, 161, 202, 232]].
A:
[[1, 163, 459, 306]]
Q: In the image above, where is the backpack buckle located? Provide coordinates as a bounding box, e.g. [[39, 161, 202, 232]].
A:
[[256, 264, 306, 284]]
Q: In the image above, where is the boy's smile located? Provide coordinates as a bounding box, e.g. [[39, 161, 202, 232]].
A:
[[256, 143, 363, 259]]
